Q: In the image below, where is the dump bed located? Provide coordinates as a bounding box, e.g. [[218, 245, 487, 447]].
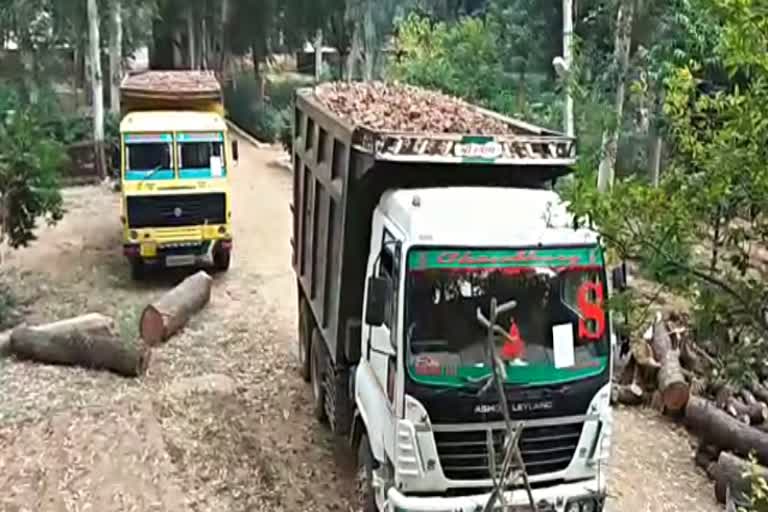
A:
[[120, 70, 224, 116], [292, 83, 577, 365]]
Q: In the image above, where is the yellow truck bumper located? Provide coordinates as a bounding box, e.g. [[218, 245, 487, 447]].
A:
[[123, 225, 232, 266]]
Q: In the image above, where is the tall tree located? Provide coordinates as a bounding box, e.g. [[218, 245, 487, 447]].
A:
[[87, 0, 106, 178], [109, 0, 123, 113], [596, 0, 635, 192]]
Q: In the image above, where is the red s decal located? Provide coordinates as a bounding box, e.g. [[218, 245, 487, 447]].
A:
[[577, 281, 605, 340]]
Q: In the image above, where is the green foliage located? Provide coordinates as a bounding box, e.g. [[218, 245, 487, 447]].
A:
[[0, 97, 65, 249], [739, 454, 768, 512], [389, 12, 562, 128]]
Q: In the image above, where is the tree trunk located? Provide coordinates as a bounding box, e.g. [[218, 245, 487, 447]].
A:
[[251, 42, 264, 104], [596, 0, 635, 192], [648, 135, 662, 186], [187, 8, 196, 69], [9, 314, 149, 377], [219, 0, 231, 75], [346, 23, 361, 81], [201, 15, 208, 70], [109, 0, 123, 114], [314, 29, 323, 82], [651, 315, 689, 412], [686, 396, 768, 466], [140, 271, 213, 346], [87, 0, 106, 179], [712, 451, 767, 504]]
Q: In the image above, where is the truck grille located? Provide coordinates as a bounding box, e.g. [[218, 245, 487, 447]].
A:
[[127, 193, 226, 228], [434, 421, 583, 481]]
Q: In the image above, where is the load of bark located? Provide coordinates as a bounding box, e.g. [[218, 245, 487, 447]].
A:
[[314, 81, 526, 136]]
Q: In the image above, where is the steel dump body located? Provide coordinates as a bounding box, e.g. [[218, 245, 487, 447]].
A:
[[292, 86, 577, 366]]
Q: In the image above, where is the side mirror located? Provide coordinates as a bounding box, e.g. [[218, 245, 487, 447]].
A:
[[365, 276, 389, 327], [232, 140, 239, 162], [611, 262, 629, 292]]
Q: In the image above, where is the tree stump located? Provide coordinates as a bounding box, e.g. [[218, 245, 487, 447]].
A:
[[140, 271, 213, 346]]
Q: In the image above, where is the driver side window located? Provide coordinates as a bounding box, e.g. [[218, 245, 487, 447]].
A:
[[377, 230, 400, 336]]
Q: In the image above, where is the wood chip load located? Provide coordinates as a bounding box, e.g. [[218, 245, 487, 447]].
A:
[[140, 271, 213, 346], [314, 82, 524, 136]]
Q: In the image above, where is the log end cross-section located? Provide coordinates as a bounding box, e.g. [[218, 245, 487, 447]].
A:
[[140, 271, 214, 346]]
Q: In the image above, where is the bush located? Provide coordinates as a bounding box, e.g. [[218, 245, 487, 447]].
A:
[[225, 72, 307, 144]]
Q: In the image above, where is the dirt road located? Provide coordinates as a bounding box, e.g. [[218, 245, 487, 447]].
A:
[[0, 137, 718, 511]]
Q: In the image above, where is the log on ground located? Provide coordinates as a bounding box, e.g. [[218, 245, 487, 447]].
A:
[[727, 396, 767, 425], [2, 313, 114, 359], [611, 382, 644, 406], [651, 314, 690, 412], [686, 396, 768, 466], [712, 451, 768, 504], [10, 327, 150, 377], [140, 270, 213, 346]]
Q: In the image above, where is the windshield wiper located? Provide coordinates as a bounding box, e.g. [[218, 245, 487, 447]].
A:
[[139, 164, 164, 184]]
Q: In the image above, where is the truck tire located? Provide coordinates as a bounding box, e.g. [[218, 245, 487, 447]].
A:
[[310, 330, 327, 423], [213, 247, 231, 272], [356, 433, 377, 512], [130, 260, 145, 281], [297, 296, 312, 382]]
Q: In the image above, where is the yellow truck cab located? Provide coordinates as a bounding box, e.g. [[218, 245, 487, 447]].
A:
[[119, 71, 237, 279]]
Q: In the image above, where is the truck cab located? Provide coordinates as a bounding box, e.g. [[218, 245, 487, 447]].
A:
[[356, 187, 613, 511], [119, 72, 237, 279]]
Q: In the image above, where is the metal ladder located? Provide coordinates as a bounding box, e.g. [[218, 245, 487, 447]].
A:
[[477, 298, 539, 512]]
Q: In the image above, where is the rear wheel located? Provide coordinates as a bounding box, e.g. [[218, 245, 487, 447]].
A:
[[310, 330, 327, 423], [356, 433, 377, 512], [130, 259, 145, 281], [297, 297, 312, 382]]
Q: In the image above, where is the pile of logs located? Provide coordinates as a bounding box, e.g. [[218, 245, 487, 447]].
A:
[[613, 310, 768, 506], [0, 271, 213, 377]]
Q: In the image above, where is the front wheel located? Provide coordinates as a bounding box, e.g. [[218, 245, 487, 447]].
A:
[[356, 433, 377, 512], [213, 247, 231, 272]]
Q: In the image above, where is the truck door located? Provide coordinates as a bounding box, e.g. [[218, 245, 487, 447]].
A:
[[359, 224, 403, 462]]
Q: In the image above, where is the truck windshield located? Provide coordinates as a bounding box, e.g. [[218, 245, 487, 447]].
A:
[[178, 132, 225, 179], [405, 247, 610, 388], [124, 134, 173, 181]]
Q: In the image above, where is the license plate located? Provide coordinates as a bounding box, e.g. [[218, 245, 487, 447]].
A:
[[140, 242, 157, 257], [165, 255, 196, 267]]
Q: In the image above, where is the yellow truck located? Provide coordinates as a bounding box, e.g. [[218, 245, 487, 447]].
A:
[[119, 71, 237, 279]]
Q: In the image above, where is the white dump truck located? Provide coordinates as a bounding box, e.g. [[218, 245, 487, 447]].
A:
[[292, 84, 624, 512]]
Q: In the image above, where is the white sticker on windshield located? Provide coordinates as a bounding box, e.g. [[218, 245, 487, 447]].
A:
[[552, 324, 575, 369], [210, 156, 223, 177]]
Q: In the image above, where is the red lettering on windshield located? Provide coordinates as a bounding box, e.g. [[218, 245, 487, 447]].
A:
[[437, 250, 582, 267], [577, 281, 606, 340]]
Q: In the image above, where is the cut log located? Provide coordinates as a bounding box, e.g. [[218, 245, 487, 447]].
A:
[[694, 443, 720, 477], [140, 271, 213, 346], [651, 313, 690, 412], [741, 388, 758, 406], [726, 396, 764, 425], [611, 382, 644, 406], [749, 382, 768, 405], [712, 452, 768, 504], [10, 327, 150, 377], [685, 396, 768, 466], [0, 329, 11, 357]]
